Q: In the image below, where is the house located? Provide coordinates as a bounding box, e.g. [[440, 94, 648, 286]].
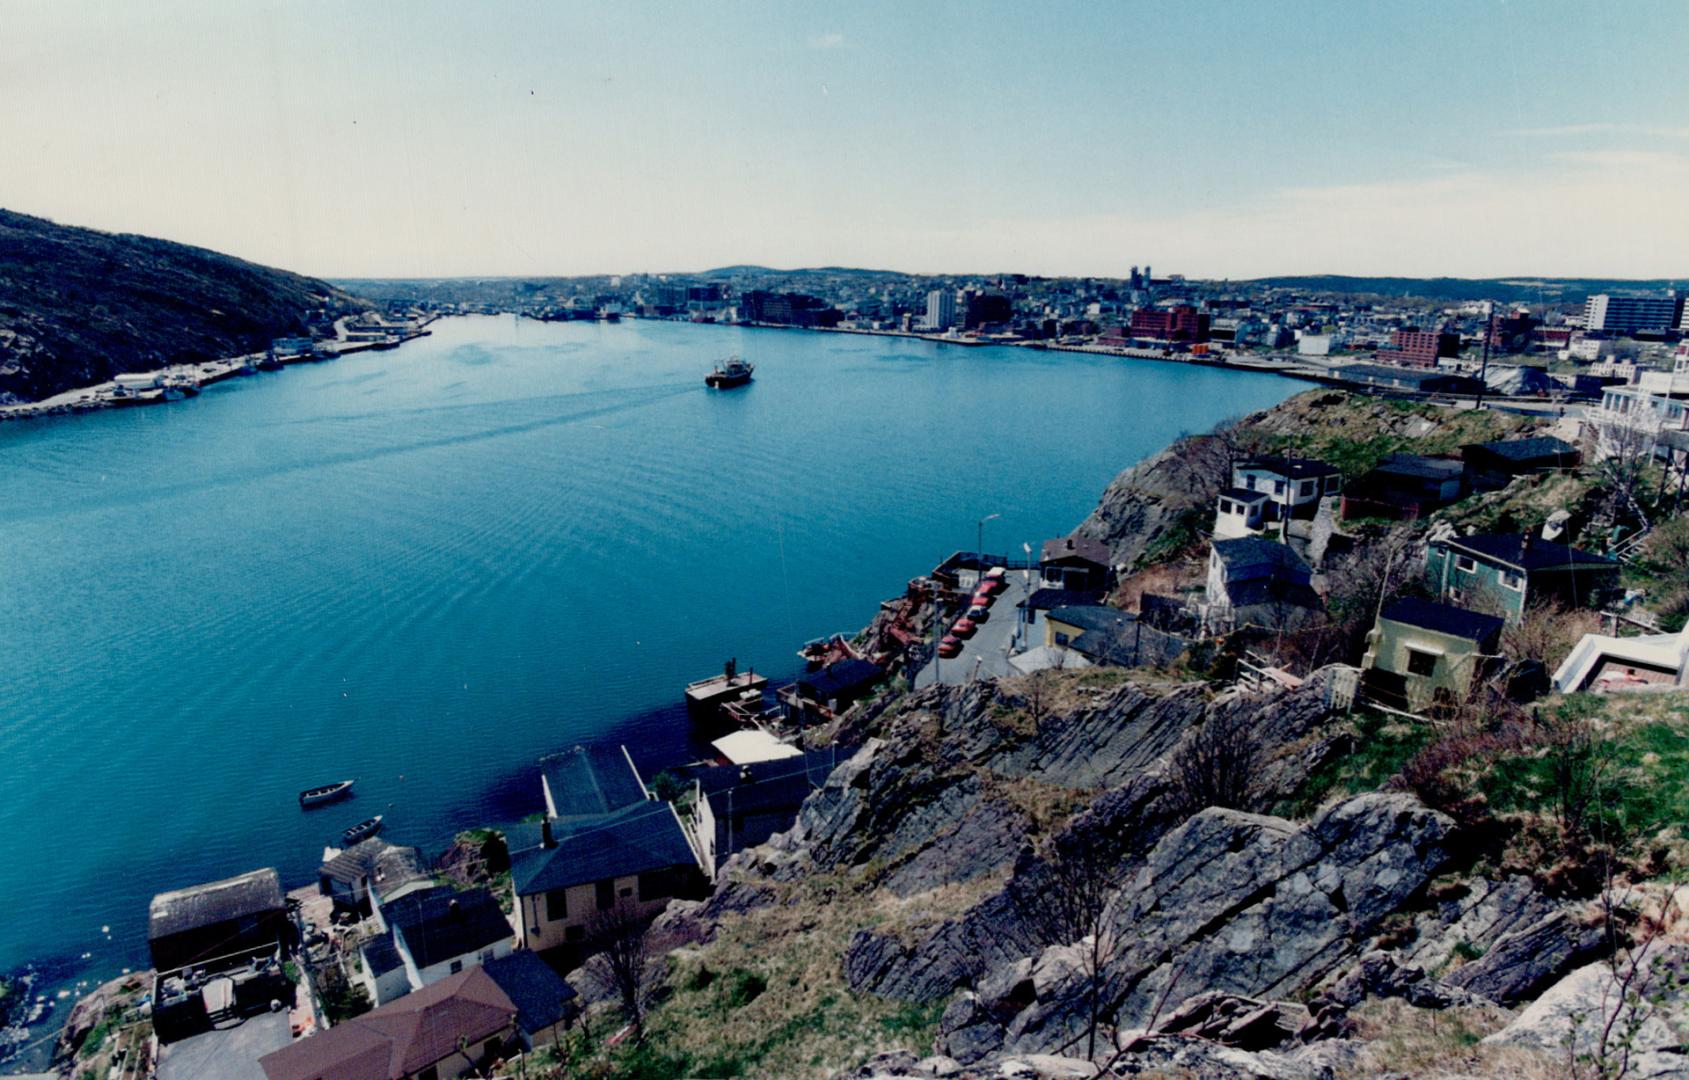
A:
[[259, 966, 518, 1080], [149, 868, 290, 974], [1205, 537, 1321, 631], [1231, 455, 1342, 521], [1461, 437, 1581, 493], [689, 750, 838, 877], [509, 802, 704, 954], [1426, 532, 1619, 623], [1039, 536, 1113, 591], [358, 886, 513, 1006], [1213, 487, 1271, 539], [1341, 454, 1466, 521], [480, 950, 579, 1049], [318, 838, 427, 915], [1361, 598, 1505, 712], [1553, 625, 1689, 693], [1043, 605, 1189, 668], [541, 742, 647, 823], [781, 658, 884, 724]]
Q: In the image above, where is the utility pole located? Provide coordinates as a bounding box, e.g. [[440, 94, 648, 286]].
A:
[[1475, 302, 1495, 411]]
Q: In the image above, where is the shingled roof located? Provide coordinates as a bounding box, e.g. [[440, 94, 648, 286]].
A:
[[259, 966, 516, 1080], [510, 801, 696, 897], [149, 868, 284, 942]]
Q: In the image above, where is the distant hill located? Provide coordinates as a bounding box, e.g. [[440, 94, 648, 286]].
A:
[[0, 210, 365, 402], [1246, 274, 1683, 305]]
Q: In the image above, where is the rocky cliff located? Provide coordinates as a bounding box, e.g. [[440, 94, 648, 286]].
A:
[[0, 209, 366, 402]]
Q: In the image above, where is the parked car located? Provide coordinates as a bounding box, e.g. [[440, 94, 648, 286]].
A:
[[952, 618, 977, 638], [967, 605, 990, 622], [938, 635, 961, 658]]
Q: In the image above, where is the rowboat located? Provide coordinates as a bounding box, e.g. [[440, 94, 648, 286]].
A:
[[298, 779, 355, 808], [341, 816, 383, 845]]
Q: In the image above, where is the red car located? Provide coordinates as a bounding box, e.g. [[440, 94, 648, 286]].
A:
[[938, 635, 962, 658], [951, 617, 977, 638]]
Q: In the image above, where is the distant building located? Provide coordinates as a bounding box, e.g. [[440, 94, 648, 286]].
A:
[[1461, 437, 1581, 493], [1039, 536, 1113, 591], [739, 290, 840, 327], [1231, 455, 1342, 520], [1341, 454, 1466, 522], [1129, 305, 1209, 344], [1584, 293, 1683, 335], [925, 289, 956, 331], [1375, 328, 1459, 369], [1204, 537, 1320, 632], [1488, 311, 1540, 353], [1330, 364, 1484, 396], [963, 292, 1012, 329]]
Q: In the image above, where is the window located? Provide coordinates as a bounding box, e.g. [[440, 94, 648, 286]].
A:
[[545, 888, 568, 922], [1054, 631, 1070, 646], [1299, 480, 1315, 496], [1406, 649, 1438, 677], [419, 1069, 439, 1080], [449, 959, 463, 974], [596, 879, 615, 911], [1324, 475, 1342, 493], [481, 948, 496, 963], [1273, 480, 1285, 495], [1454, 555, 1476, 573], [1499, 570, 1525, 592]]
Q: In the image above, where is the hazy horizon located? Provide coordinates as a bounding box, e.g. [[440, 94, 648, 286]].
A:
[[6, 0, 1689, 280]]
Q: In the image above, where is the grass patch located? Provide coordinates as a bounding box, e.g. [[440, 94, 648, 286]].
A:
[[1278, 708, 1433, 818]]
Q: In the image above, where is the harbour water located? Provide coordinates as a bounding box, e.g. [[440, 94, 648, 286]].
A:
[[0, 316, 1299, 1022]]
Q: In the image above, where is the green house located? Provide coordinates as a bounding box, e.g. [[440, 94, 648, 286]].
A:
[[1362, 597, 1504, 712], [1425, 533, 1618, 623]]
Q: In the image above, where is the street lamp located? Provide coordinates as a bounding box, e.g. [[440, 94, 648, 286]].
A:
[[976, 512, 1001, 565]]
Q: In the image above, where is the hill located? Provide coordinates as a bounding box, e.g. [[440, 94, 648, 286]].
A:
[[1247, 273, 1683, 304], [0, 210, 364, 403]]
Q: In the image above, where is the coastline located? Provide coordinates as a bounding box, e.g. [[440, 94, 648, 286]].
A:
[[0, 319, 437, 425]]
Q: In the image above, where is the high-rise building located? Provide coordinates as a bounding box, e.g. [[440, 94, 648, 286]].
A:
[[1583, 293, 1684, 335], [925, 289, 956, 331]]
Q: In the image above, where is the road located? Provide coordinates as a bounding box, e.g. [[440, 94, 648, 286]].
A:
[[913, 567, 1039, 687]]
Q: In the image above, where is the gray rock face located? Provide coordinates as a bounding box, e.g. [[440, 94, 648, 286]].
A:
[[1072, 436, 1230, 570], [1322, 951, 1487, 1011], [1484, 945, 1689, 1079], [1443, 909, 1608, 1005], [948, 794, 1454, 1062]]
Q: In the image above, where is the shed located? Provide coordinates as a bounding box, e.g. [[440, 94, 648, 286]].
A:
[[148, 868, 289, 973]]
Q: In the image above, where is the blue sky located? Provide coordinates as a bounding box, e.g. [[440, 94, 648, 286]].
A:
[[3, 0, 1686, 278]]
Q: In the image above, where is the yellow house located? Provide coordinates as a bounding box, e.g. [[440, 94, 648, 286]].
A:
[[509, 801, 704, 953]]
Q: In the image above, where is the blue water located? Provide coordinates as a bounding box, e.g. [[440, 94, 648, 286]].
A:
[[0, 317, 1297, 995]]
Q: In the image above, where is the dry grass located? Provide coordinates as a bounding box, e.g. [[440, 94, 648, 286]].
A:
[[1339, 998, 1556, 1079]]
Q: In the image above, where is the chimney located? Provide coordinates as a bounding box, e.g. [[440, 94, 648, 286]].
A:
[[1066, 537, 1075, 551], [541, 820, 556, 849], [725, 657, 737, 680], [448, 898, 462, 918]]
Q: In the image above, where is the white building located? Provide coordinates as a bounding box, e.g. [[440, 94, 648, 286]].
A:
[[1583, 293, 1682, 335], [925, 290, 956, 332]]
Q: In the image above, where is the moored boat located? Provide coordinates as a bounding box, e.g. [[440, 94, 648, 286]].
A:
[[705, 355, 754, 388], [299, 779, 355, 808], [341, 815, 383, 844]]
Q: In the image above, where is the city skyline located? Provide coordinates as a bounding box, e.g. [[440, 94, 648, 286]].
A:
[[5, 0, 1688, 280]]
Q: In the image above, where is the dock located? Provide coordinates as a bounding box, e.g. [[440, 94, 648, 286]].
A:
[[685, 659, 769, 719]]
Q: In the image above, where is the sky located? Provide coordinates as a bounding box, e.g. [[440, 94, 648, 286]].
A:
[[3, 0, 1688, 280]]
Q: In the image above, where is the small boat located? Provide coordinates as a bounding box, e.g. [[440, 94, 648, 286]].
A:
[[705, 355, 754, 388], [299, 779, 355, 808], [341, 816, 383, 845]]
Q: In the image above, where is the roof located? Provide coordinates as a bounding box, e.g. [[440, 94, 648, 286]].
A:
[[795, 658, 884, 701], [1333, 364, 1482, 388], [1368, 453, 1464, 481], [149, 869, 284, 942], [1047, 605, 1133, 635], [1224, 578, 1323, 611], [1040, 535, 1111, 567], [541, 743, 647, 821], [359, 934, 404, 979], [259, 967, 516, 1080], [382, 886, 511, 971], [1219, 486, 1271, 503], [510, 801, 696, 897], [1211, 536, 1310, 576], [1235, 454, 1339, 480], [697, 749, 840, 812], [1021, 587, 1105, 611], [481, 951, 578, 1035], [1433, 532, 1616, 573], [1463, 436, 1578, 464], [712, 729, 801, 765], [1380, 597, 1505, 644], [319, 839, 426, 889]]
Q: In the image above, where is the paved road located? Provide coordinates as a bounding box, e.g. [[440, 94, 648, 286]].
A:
[[913, 569, 1039, 687]]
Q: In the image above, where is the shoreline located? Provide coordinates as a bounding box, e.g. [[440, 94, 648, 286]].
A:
[[0, 319, 437, 425]]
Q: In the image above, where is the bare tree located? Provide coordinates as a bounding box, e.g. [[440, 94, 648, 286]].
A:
[[1321, 527, 1424, 661], [586, 900, 658, 1042], [1011, 832, 1128, 1062], [1503, 599, 1600, 669], [1592, 412, 1660, 533], [1169, 707, 1261, 815]]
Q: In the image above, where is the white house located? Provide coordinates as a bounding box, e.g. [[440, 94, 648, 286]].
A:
[[1213, 487, 1271, 540], [360, 884, 514, 1006], [1231, 455, 1342, 521], [1553, 625, 1689, 694]]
